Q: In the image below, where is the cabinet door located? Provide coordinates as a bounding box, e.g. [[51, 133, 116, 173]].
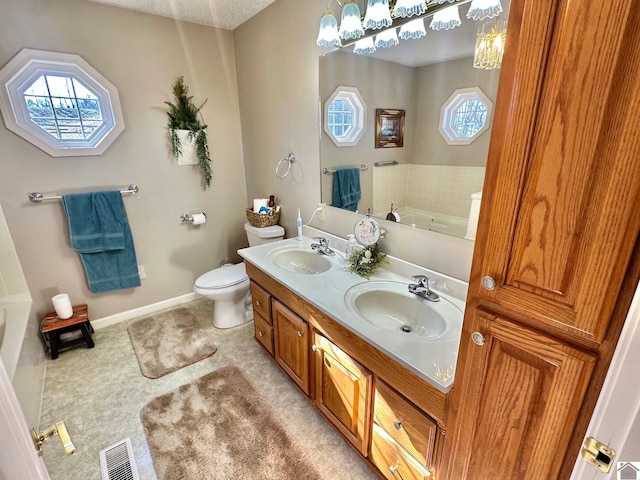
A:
[[273, 300, 310, 395], [313, 333, 372, 456], [472, 0, 640, 345], [447, 310, 595, 479]]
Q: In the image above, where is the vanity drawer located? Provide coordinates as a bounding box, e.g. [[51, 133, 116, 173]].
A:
[[250, 281, 271, 323], [371, 424, 431, 480], [374, 380, 437, 468], [254, 313, 273, 355]]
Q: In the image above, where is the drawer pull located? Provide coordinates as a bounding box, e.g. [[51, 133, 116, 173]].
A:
[[312, 344, 318, 352], [296, 330, 303, 338], [393, 421, 403, 430], [472, 331, 485, 346], [255, 300, 261, 306], [258, 331, 264, 337], [481, 275, 497, 290], [389, 464, 403, 478]]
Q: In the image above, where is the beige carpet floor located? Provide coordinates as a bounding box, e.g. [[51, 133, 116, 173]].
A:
[[128, 307, 217, 379], [141, 365, 322, 480]]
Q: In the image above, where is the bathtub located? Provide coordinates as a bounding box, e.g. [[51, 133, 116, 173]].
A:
[[391, 207, 469, 238], [0, 293, 32, 381]]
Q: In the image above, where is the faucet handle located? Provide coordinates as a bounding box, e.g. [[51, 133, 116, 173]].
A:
[[412, 275, 430, 287], [313, 237, 328, 246]]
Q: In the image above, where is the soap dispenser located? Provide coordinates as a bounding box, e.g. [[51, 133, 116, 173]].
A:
[[345, 234, 359, 259]]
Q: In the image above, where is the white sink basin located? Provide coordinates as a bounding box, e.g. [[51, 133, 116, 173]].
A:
[[344, 281, 462, 339], [268, 247, 332, 274]]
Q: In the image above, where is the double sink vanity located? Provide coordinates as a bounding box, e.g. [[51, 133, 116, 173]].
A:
[[238, 227, 467, 479]]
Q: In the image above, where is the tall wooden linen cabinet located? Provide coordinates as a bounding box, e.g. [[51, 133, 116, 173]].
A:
[[444, 1, 640, 479]]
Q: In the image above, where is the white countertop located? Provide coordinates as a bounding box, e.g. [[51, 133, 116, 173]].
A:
[[238, 229, 466, 393]]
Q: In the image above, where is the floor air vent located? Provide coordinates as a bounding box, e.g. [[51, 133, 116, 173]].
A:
[[99, 438, 140, 480]]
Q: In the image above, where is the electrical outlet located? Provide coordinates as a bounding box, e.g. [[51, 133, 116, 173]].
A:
[[138, 265, 146, 279], [317, 202, 326, 221]]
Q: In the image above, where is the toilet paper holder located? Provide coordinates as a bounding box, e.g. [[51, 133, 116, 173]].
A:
[[180, 213, 207, 223]]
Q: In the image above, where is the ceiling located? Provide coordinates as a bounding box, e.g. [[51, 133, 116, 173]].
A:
[[87, 0, 278, 30]]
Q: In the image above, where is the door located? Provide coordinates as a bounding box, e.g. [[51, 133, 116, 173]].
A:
[[273, 299, 310, 395], [0, 358, 50, 480], [445, 0, 640, 478], [448, 310, 595, 479], [312, 332, 372, 456], [570, 285, 640, 478]]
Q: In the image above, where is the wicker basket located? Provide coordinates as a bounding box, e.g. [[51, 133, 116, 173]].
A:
[[246, 208, 280, 228]]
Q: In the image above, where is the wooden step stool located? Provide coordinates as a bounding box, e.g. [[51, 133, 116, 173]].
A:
[[41, 304, 94, 359]]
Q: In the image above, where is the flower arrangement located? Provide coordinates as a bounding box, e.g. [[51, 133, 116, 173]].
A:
[[347, 243, 388, 278]]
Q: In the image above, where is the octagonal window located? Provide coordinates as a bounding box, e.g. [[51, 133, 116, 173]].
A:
[[324, 86, 366, 147], [439, 87, 493, 145], [0, 49, 124, 157]]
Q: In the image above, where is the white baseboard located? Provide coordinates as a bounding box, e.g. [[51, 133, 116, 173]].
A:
[[91, 293, 200, 330]]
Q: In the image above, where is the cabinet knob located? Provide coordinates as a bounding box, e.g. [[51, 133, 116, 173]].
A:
[[258, 331, 264, 337], [296, 330, 303, 338], [389, 465, 399, 476], [255, 300, 261, 306], [481, 275, 497, 290], [472, 331, 485, 346], [312, 344, 318, 352], [393, 421, 403, 430]]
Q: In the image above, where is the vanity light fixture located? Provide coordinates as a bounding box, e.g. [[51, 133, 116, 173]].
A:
[[316, 2, 341, 47], [392, 0, 427, 18], [473, 20, 506, 69], [363, 0, 393, 30], [466, 0, 502, 21], [353, 37, 377, 55], [318, 0, 505, 69], [399, 17, 427, 39], [429, 5, 461, 30], [339, 1, 365, 39], [375, 27, 400, 48]]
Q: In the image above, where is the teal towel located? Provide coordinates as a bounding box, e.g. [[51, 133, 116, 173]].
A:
[[63, 191, 141, 294], [332, 167, 361, 212]]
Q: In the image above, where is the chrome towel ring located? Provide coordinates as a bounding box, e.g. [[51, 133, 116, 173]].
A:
[[275, 153, 295, 179]]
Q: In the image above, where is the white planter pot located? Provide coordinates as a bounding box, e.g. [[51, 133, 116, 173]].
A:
[[174, 129, 198, 166]]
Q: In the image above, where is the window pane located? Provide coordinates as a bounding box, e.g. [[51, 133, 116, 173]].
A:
[[51, 97, 80, 119], [72, 78, 97, 100], [78, 98, 102, 120], [24, 95, 54, 118], [46, 75, 75, 98], [451, 99, 487, 137], [31, 118, 58, 137], [24, 76, 49, 96], [57, 119, 85, 139]]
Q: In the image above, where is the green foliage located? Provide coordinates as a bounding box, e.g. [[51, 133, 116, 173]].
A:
[[347, 243, 388, 278], [165, 76, 212, 188]]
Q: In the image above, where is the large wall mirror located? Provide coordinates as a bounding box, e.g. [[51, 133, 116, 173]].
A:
[[319, 0, 510, 240]]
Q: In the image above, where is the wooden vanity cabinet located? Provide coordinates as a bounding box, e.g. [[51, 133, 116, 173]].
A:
[[312, 332, 372, 456], [251, 281, 274, 355], [273, 299, 311, 395], [245, 261, 448, 479], [445, 1, 640, 478]]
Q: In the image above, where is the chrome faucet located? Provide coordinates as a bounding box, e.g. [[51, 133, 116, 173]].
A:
[[311, 237, 335, 255], [408, 275, 440, 302]]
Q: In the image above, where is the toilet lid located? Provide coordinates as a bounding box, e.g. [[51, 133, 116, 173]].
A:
[[195, 263, 247, 289]]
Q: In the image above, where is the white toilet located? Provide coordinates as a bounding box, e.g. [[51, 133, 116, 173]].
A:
[[193, 223, 285, 328]]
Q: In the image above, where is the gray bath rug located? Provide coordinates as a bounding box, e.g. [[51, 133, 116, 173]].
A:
[[127, 307, 217, 379], [140, 365, 323, 480]]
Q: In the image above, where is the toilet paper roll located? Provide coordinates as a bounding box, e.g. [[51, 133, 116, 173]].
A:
[[191, 213, 206, 225], [52, 293, 73, 319], [253, 198, 268, 212]]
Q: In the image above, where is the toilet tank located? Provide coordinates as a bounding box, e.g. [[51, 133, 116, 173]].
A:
[[244, 223, 285, 246]]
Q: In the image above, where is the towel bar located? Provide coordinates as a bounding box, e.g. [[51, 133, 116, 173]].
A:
[[322, 164, 368, 175], [29, 185, 139, 203]]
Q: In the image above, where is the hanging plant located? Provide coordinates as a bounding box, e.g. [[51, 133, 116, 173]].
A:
[[165, 76, 212, 187]]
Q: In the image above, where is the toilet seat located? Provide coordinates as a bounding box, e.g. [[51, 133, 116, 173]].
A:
[[195, 263, 248, 290]]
